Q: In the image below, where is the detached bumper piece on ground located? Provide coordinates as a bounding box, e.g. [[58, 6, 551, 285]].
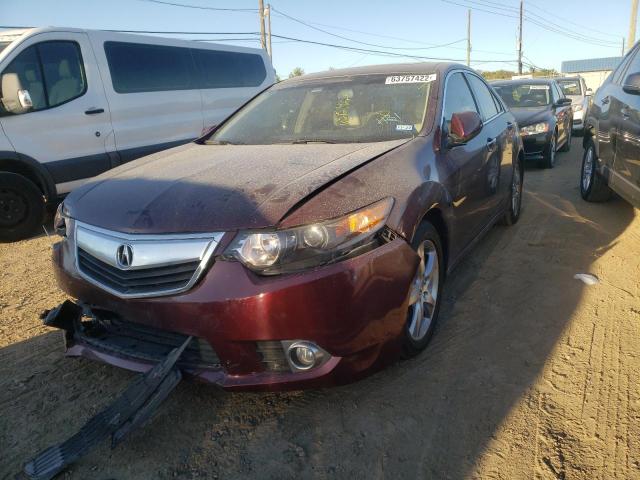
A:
[[21, 301, 191, 480]]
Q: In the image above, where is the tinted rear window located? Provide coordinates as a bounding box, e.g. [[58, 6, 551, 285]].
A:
[[104, 41, 267, 93], [105, 41, 196, 93], [193, 49, 266, 88]]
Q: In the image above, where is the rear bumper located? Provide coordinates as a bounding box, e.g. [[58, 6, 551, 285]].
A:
[[52, 236, 418, 391]]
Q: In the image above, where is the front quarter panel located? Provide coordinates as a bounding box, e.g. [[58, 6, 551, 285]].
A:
[[280, 135, 455, 250]]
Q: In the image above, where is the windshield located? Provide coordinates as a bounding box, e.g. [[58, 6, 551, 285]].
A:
[[557, 79, 582, 96], [493, 84, 551, 108], [209, 74, 432, 145]]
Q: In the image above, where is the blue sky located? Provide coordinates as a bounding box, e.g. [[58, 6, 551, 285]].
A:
[[2, 0, 633, 77]]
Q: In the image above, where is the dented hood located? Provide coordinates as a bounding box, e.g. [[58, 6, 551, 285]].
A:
[[66, 140, 406, 234]]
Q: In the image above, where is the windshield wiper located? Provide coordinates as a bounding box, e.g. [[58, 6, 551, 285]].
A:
[[207, 140, 244, 145], [290, 139, 337, 144]]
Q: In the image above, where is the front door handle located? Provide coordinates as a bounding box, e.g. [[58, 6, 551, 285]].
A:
[[85, 108, 104, 115], [601, 97, 610, 105], [486, 138, 497, 153], [507, 121, 515, 131]]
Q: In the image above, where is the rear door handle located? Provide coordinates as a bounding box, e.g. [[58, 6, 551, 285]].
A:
[[486, 138, 497, 153], [85, 108, 104, 115]]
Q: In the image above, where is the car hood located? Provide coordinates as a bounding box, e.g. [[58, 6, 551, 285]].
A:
[[66, 140, 407, 234], [510, 106, 552, 127]]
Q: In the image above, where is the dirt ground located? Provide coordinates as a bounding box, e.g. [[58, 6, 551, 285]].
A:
[[1, 138, 639, 480]]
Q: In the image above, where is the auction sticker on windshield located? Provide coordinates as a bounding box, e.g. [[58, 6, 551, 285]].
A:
[[385, 74, 437, 84]]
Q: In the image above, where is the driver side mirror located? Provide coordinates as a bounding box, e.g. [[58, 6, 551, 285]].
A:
[[585, 87, 593, 96], [1, 73, 32, 114], [554, 97, 572, 107], [447, 111, 482, 147], [623, 72, 640, 95]]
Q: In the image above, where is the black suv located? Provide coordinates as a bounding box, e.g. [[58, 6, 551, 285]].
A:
[[581, 45, 640, 207]]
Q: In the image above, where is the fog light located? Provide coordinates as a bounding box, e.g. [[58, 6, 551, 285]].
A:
[[286, 341, 325, 371]]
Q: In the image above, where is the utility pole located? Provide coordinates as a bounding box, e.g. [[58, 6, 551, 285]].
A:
[[265, 4, 273, 62], [629, 0, 638, 51], [466, 9, 471, 67], [518, 0, 523, 74], [258, 0, 266, 51]]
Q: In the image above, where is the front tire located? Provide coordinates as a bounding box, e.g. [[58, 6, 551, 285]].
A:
[[542, 132, 557, 168], [402, 221, 444, 358], [580, 139, 612, 202], [0, 172, 45, 242]]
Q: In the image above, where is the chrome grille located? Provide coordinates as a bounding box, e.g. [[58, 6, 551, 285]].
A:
[[78, 248, 199, 296], [74, 222, 224, 299]]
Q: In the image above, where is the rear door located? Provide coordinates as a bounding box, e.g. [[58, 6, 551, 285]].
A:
[[440, 71, 491, 255], [612, 48, 640, 204], [0, 31, 113, 194], [94, 37, 204, 162], [465, 72, 512, 215]]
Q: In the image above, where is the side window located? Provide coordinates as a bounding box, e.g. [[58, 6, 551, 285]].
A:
[[550, 83, 560, 103], [1, 45, 47, 111], [466, 73, 499, 121], [442, 72, 479, 130], [0, 41, 85, 113], [193, 49, 267, 88], [105, 42, 195, 93], [613, 49, 637, 85], [39, 42, 86, 107]]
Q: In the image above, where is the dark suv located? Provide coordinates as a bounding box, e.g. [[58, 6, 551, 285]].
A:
[[581, 45, 640, 207]]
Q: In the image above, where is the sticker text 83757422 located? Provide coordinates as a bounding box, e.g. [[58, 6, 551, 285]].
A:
[[385, 74, 437, 85]]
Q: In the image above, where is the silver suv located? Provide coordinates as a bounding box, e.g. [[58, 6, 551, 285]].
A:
[[556, 76, 592, 135]]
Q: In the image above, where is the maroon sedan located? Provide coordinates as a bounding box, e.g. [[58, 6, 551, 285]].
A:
[[50, 63, 524, 391]]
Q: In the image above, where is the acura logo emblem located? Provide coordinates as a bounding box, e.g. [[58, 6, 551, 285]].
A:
[[116, 244, 134, 268]]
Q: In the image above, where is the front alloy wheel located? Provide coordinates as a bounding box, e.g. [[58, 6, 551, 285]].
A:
[[403, 222, 444, 357]]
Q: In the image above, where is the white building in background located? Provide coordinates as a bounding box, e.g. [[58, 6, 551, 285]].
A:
[[560, 57, 623, 91]]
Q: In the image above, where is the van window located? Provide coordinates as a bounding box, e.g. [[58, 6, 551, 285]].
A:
[[105, 42, 195, 93], [193, 49, 266, 88], [39, 42, 86, 107], [0, 41, 85, 113]]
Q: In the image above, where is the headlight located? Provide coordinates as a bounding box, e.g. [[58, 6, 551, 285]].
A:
[[519, 122, 549, 136], [573, 104, 583, 112], [224, 198, 394, 274], [53, 202, 70, 237]]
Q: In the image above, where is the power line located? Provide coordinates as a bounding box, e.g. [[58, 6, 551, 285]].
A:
[[440, 0, 621, 48], [135, 0, 257, 11], [270, 6, 467, 51]]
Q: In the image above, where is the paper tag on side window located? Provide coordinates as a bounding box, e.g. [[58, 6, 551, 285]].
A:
[[529, 85, 549, 90], [385, 74, 437, 85]]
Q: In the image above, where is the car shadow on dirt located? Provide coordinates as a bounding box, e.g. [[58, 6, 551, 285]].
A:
[[0, 145, 636, 479]]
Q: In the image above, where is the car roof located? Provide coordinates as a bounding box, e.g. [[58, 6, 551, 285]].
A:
[[280, 62, 468, 84], [491, 78, 557, 86]]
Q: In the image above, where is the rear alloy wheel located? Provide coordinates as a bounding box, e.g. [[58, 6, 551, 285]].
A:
[[403, 222, 444, 357], [0, 172, 45, 242], [542, 132, 557, 168], [580, 140, 612, 202], [501, 159, 524, 226]]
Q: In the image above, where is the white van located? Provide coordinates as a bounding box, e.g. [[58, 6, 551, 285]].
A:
[[0, 27, 275, 241]]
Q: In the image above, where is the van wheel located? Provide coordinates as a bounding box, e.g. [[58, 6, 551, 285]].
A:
[[402, 222, 444, 358], [0, 172, 45, 242], [580, 139, 612, 202]]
